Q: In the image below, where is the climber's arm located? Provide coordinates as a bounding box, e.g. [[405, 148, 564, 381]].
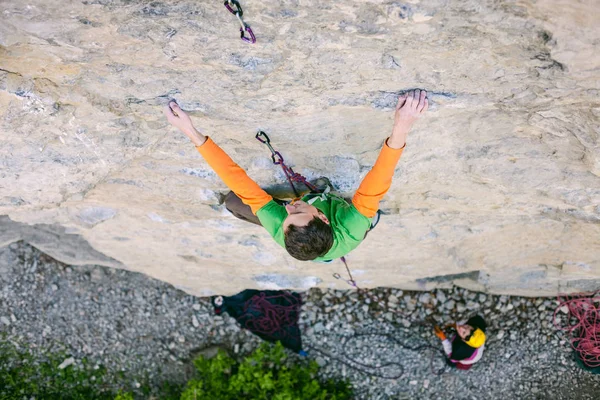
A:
[[352, 90, 428, 218], [165, 102, 272, 214], [196, 139, 272, 214], [352, 141, 404, 218]]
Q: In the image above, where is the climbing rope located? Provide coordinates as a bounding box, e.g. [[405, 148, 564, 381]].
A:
[[223, 0, 256, 44], [306, 332, 446, 379], [553, 291, 600, 368], [242, 291, 301, 345], [256, 130, 319, 197]]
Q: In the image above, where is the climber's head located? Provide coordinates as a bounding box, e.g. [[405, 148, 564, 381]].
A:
[[457, 324, 474, 340], [457, 315, 487, 348], [283, 200, 333, 261]]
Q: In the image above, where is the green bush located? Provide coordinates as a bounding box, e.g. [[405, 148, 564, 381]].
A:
[[0, 337, 113, 400], [0, 337, 351, 400], [113, 392, 135, 400], [181, 342, 353, 400]]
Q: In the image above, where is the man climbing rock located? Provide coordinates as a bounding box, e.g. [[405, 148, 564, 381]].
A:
[[434, 315, 487, 370], [164, 90, 429, 261]]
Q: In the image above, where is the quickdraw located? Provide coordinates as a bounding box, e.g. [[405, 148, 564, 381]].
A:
[[334, 257, 357, 287], [224, 0, 256, 44], [334, 257, 386, 307], [255, 130, 318, 197]]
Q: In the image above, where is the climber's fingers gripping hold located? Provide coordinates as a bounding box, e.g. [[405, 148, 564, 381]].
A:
[[396, 92, 408, 110], [417, 89, 429, 114]]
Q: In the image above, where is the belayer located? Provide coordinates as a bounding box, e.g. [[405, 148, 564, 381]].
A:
[[434, 315, 487, 370], [164, 90, 429, 261]]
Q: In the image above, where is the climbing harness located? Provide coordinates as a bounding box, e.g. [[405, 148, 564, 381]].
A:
[[553, 291, 600, 368], [255, 130, 318, 197], [224, 0, 256, 44]]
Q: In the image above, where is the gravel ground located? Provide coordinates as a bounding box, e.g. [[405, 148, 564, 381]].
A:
[[1, 242, 599, 399]]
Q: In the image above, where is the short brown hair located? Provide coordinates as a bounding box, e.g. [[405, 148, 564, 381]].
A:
[[284, 216, 334, 261]]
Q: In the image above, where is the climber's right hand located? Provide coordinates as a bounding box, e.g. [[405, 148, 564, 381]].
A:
[[387, 89, 429, 149]]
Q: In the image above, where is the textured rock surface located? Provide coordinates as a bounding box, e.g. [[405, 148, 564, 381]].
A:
[[0, 0, 599, 296]]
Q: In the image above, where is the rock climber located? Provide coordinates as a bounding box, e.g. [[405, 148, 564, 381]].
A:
[[164, 89, 429, 261], [434, 315, 487, 370]]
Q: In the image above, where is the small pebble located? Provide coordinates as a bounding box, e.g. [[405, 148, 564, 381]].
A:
[[58, 357, 75, 370]]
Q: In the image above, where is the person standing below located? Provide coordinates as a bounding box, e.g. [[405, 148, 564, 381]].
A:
[[434, 315, 487, 370], [164, 90, 429, 261]]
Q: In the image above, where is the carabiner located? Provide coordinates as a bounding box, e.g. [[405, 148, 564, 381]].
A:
[[333, 273, 357, 288], [257, 131, 279, 158], [271, 151, 284, 165], [224, 0, 243, 17], [240, 25, 256, 44], [255, 130, 270, 144]]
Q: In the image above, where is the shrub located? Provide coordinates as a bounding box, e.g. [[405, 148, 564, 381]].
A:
[[0, 337, 351, 400], [181, 342, 353, 400], [114, 392, 135, 400], [0, 337, 113, 400]]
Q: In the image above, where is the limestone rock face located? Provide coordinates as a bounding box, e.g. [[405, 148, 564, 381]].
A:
[[1, 0, 598, 296]]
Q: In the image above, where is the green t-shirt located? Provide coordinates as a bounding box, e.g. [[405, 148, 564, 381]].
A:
[[256, 193, 371, 261]]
